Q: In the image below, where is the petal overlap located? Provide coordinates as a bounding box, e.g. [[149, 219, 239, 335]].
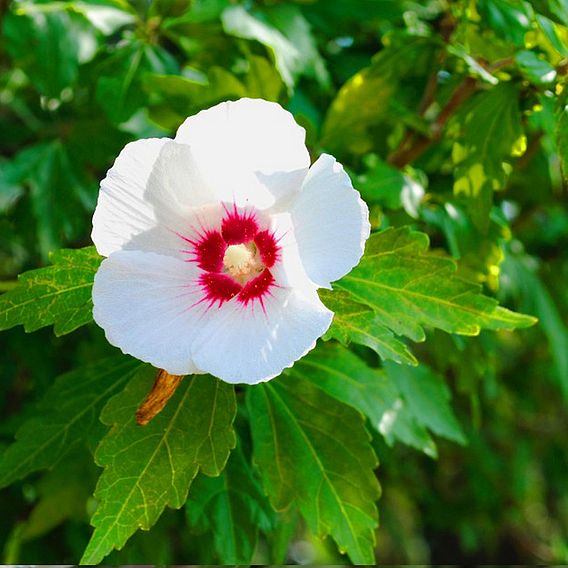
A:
[[92, 138, 169, 257], [93, 250, 204, 375], [191, 286, 333, 384], [290, 153, 370, 289], [175, 98, 310, 209], [91, 98, 370, 384]]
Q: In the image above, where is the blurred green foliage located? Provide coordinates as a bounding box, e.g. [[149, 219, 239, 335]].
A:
[[1, 0, 567, 563]]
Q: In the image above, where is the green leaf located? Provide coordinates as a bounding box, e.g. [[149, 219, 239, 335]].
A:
[[355, 153, 420, 211], [0, 247, 101, 336], [556, 105, 568, 183], [1, 141, 95, 259], [292, 343, 463, 458], [18, 451, 97, 542], [453, 83, 525, 232], [4, 9, 82, 97], [0, 357, 140, 489], [0, 149, 33, 212], [145, 67, 246, 129], [502, 251, 568, 398], [335, 227, 537, 345], [245, 55, 284, 102], [247, 374, 380, 564], [320, 289, 418, 365], [221, 4, 328, 90], [81, 369, 237, 564], [383, 361, 467, 446], [527, 0, 568, 27], [448, 44, 499, 85], [515, 50, 557, 84], [534, 13, 568, 57], [321, 36, 435, 155], [78, 2, 136, 34], [28, 141, 95, 258], [186, 440, 274, 564], [163, 0, 229, 26], [292, 343, 398, 427], [96, 42, 179, 124], [262, 3, 330, 89], [478, 0, 533, 46]]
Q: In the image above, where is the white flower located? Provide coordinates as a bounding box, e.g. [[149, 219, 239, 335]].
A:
[[91, 98, 370, 384]]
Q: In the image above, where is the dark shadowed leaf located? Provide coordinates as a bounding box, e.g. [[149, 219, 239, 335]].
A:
[[293, 343, 465, 457], [247, 374, 380, 564], [0, 357, 140, 488], [186, 440, 274, 564]]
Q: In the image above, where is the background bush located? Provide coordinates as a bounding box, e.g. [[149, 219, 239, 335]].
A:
[[1, 0, 567, 563]]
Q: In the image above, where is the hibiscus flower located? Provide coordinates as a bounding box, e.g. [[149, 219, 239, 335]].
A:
[[92, 98, 370, 384]]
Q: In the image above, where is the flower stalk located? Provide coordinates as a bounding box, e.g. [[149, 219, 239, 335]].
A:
[[136, 369, 184, 426]]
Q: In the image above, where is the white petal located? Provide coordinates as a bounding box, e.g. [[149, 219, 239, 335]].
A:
[[191, 286, 333, 384], [93, 138, 226, 259], [291, 153, 370, 288], [92, 138, 169, 257], [92, 250, 205, 375], [175, 98, 310, 210], [268, 211, 318, 293], [146, 140, 217, 211]]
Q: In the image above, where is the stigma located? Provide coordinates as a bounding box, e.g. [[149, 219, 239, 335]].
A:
[[223, 243, 264, 284]]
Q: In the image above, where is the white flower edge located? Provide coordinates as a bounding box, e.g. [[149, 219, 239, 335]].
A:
[[91, 99, 370, 384]]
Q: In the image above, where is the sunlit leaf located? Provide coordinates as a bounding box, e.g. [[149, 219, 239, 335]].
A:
[[320, 289, 418, 365], [321, 35, 436, 155], [245, 55, 284, 102], [452, 83, 525, 232], [0, 247, 101, 335], [222, 4, 328, 90], [335, 227, 536, 344]]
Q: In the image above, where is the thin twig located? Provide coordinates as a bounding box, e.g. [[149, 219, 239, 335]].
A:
[[387, 56, 516, 169]]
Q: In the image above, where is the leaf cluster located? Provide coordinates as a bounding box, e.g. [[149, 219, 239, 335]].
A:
[[1, 0, 567, 564]]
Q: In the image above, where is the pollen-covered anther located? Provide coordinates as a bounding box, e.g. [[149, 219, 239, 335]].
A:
[[223, 242, 264, 284]]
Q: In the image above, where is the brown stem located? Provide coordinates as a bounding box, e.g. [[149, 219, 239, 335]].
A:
[[387, 76, 477, 168], [418, 50, 448, 116], [136, 369, 184, 426], [488, 56, 516, 71], [516, 131, 544, 170], [387, 56, 516, 169]]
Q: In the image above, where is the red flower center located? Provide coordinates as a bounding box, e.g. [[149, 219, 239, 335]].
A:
[[182, 204, 280, 309]]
